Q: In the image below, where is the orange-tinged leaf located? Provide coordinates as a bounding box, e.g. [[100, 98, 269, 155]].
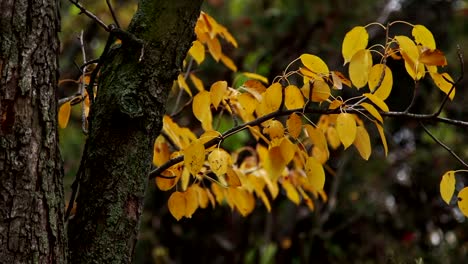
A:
[[300, 54, 329, 75], [168, 191, 185, 220], [363, 93, 389, 112], [331, 71, 352, 88], [282, 180, 300, 205], [267, 146, 287, 182], [287, 113, 302, 139], [342, 26, 369, 64], [395, 35, 425, 80], [220, 54, 237, 71], [360, 102, 383, 123], [457, 187, 468, 217], [412, 25, 436, 50], [440, 171, 456, 205], [58, 101, 71, 129], [305, 124, 328, 151], [374, 121, 388, 156], [156, 169, 180, 191], [208, 148, 231, 177], [430, 72, 455, 100], [326, 126, 341, 150], [207, 37, 222, 61], [193, 90, 213, 131], [349, 49, 372, 89], [189, 73, 204, 92], [243, 72, 268, 84], [368, 64, 393, 100], [336, 113, 357, 149], [329, 99, 343, 110], [178, 74, 192, 96], [226, 167, 242, 187], [284, 85, 305, 110], [210, 81, 228, 110], [263, 120, 284, 139], [353, 126, 371, 160], [184, 141, 205, 176], [305, 157, 325, 190], [311, 80, 331, 102], [189, 40, 205, 65], [153, 136, 170, 167], [419, 49, 447, 66]]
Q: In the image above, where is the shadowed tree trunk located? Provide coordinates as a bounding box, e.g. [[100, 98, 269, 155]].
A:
[[0, 0, 67, 263], [67, 0, 203, 263]]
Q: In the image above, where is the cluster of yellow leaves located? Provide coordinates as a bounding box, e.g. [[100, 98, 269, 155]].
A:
[[439, 170, 468, 217]]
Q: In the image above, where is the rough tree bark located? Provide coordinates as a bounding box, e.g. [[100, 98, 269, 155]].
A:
[[0, 0, 67, 263], [67, 0, 203, 263]]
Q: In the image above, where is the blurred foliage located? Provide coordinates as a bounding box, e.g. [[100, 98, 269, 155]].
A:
[[58, 0, 468, 263]]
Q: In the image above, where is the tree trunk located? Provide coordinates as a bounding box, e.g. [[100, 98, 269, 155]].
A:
[[67, 0, 203, 263], [0, 0, 66, 263]]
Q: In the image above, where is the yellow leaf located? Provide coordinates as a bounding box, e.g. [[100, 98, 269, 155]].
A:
[[305, 124, 328, 152], [192, 184, 209, 209], [331, 71, 352, 88], [205, 187, 216, 208], [440, 171, 456, 205], [279, 137, 296, 164], [328, 99, 343, 110], [284, 85, 305, 110], [374, 121, 388, 156], [208, 148, 231, 177], [363, 93, 389, 112], [211, 183, 225, 205], [368, 64, 393, 100], [226, 167, 242, 187], [267, 146, 287, 182], [326, 126, 341, 150], [263, 120, 284, 139], [58, 101, 71, 129], [353, 126, 372, 160], [184, 186, 199, 217], [189, 73, 204, 92], [395, 35, 425, 80], [207, 37, 222, 61], [236, 93, 257, 121], [184, 141, 205, 176], [305, 157, 325, 190], [282, 179, 300, 205], [419, 49, 447, 66], [412, 25, 436, 50], [287, 113, 302, 139], [342, 26, 369, 65], [360, 102, 383, 123], [349, 49, 372, 89], [168, 191, 185, 221], [429, 72, 455, 100], [243, 72, 269, 84], [189, 40, 205, 65], [180, 167, 190, 191], [153, 136, 170, 167], [310, 80, 330, 102], [457, 187, 468, 217], [336, 113, 357, 149], [193, 90, 213, 131], [210, 81, 228, 110], [178, 74, 192, 97], [156, 169, 180, 191], [300, 54, 329, 75], [219, 25, 238, 48], [220, 54, 237, 71], [257, 83, 282, 116], [230, 187, 255, 216]]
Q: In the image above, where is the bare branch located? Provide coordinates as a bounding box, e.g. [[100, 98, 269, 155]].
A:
[[69, 0, 109, 31], [106, 0, 121, 28]]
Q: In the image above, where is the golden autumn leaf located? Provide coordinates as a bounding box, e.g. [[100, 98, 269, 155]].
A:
[[363, 93, 389, 112], [267, 146, 288, 182], [342, 26, 369, 65], [430, 72, 455, 100], [189, 73, 204, 92], [309, 80, 331, 102], [208, 148, 231, 177], [305, 157, 325, 191], [349, 49, 372, 89], [168, 191, 185, 220], [284, 85, 305, 110], [227, 187, 255, 216], [226, 167, 242, 187], [192, 184, 209, 209], [243, 72, 269, 84], [331, 71, 352, 88], [156, 169, 180, 191], [153, 136, 170, 167], [395, 35, 425, 80], [193, 90, 213, 131], [180, 167, 191, 191], [257, 83, 282, 116], [263, 119, 284, 139], [360, 102, 383, 123], [58, 101, 71, 129], [353, 126, 372, 160], [419, 49, 447, 66], [457, 187, 468, 217], [189, 40, 205, 65], [184, 185, 200, 217], [178, 74, 192, 96], [440, 171, 456, 205], [287, 113, 302, 139], [210, 81, 228, 110], [279, 137, 296, 164], [206, 37, 222, 62], [412, 25, 436, 50], [374, 121, 388, 156], [336, 113, 357, 149], [300, 54, 329, 75], [211, 183, 225, 205], [368, 64, 393, 100], [184, 141, 205, 176], [282, 179, 300, 205], [326, 126, 341, 150]]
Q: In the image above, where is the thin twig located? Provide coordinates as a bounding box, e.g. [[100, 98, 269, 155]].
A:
[[420, 122, 468, 168], [106, 0, 121, 28], [69, 0, 109, 31], [404, 80, 419, 113], [79, 31, 88, 134]]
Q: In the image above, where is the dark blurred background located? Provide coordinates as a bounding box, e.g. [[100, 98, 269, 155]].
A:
[[59, 0, 468, 263]]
